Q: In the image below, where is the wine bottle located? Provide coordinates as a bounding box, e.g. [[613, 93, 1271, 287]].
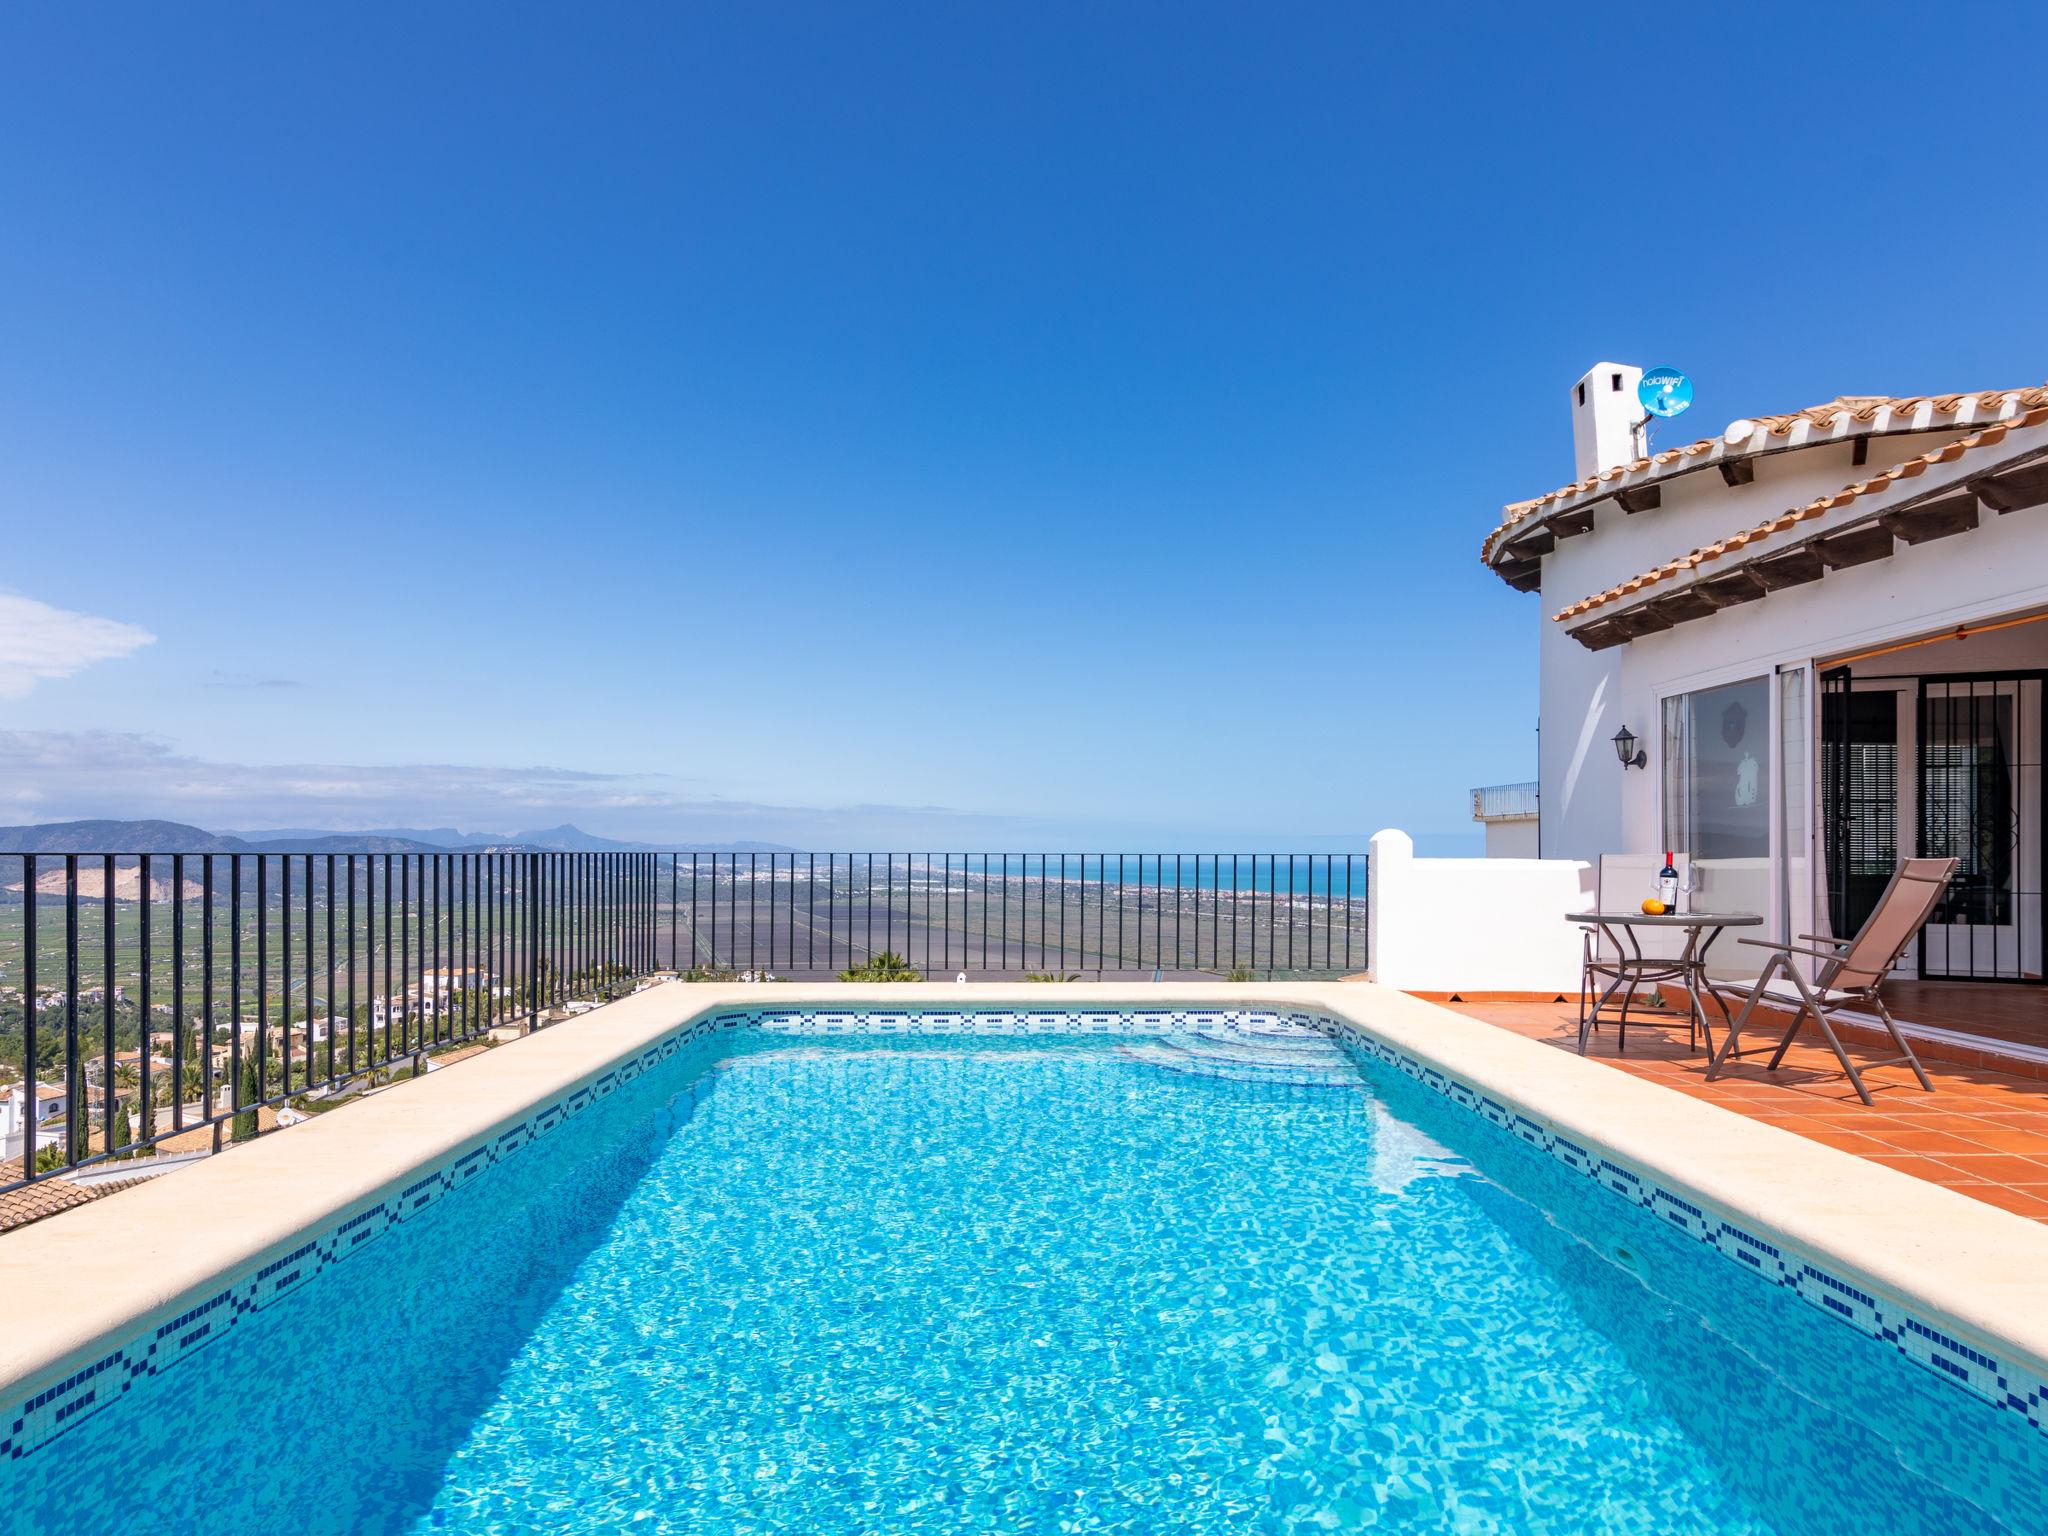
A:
[[1659, 851, 1680, 912]]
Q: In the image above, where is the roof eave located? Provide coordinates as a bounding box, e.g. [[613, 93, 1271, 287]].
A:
[[1555, 422, 2048, 648], [1479, 388, 2048, 584]]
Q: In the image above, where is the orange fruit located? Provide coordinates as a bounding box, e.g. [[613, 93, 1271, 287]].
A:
[[1641, 897, 1668, 915]]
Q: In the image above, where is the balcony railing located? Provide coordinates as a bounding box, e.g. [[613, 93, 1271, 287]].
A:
[[1, 850, 1367, 1192], [1470, 782, 1540, 821]]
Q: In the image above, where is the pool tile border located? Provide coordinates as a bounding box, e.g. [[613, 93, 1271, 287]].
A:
[[5, 1002, 2046, 1465], [1304, 1009, 2048, 1429], [0, 1009, 728, 1464]]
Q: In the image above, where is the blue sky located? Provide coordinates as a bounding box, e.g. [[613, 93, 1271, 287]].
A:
[[3, 3, 2044, 848]]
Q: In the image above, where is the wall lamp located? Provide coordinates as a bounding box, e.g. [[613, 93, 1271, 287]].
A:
[[1612, 726, 1648, 769]]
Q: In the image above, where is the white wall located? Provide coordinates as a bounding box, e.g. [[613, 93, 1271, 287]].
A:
[[1534, 422, 2048, 938], [1483, 820, 1539, 858], [1367, 829, 1593, 993]]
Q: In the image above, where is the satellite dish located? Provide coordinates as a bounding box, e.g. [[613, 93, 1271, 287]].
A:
[[1639, 367, 1693, 419]]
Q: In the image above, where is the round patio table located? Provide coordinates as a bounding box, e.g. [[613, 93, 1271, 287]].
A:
[[1565, 910, 1762, 1057]]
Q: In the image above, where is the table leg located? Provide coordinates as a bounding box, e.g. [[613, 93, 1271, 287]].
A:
[[1616, 924, 1646, 1054], [1685, 924, 1731, 1058], [1582, 922, 1631, 1055]]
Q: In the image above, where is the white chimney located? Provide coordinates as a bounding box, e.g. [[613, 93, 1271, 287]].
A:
[[1570, 362, 1644, 481]]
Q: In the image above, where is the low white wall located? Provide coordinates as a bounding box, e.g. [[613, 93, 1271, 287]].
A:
[[1368, 828, 1594, 993]]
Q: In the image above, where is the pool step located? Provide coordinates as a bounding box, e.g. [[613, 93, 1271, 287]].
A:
[[1121, 1024, 1358, 1087]]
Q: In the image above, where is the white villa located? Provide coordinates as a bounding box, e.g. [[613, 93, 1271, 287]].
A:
[[0, 1083, 67, 1162], [1484, 366, 2047, 1039]]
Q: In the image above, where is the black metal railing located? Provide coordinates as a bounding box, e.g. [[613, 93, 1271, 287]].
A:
[[664, 853, 1367, 982], [1, 850, 1365, 1191], [3, 850, 662, 1192]]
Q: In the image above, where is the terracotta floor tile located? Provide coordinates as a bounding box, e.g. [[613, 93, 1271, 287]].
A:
[[1800, 1128, 1905, 1157], [1877, 1129, 2006, 1155], [1953, 1109, 2048, 1128], [1958, 1186, 2048, 1220], [1852, 1091, 1953, 1112], [1928, 1153, 2048, 1184], [1791, 1113, 1900, 1141], [1803, 1116, 1920, 1143], [1933, 1126, 2048, 1154], [1860, 1154, 1976, 1185], [1905, 1110, 2005, 1128], [1445, 998, 2048, 1222], [1791, 1108, 1915, 1128]]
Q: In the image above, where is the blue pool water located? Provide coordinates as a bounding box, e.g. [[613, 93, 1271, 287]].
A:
[[6, 1018, 2046, 1534]]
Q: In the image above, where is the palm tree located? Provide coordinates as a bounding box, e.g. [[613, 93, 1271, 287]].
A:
[[838, 950, 922, 982]]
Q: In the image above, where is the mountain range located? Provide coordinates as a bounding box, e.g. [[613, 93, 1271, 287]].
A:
[[0, 819, 796, 855]]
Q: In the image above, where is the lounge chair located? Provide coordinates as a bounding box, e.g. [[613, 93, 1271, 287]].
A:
[[1704, 857, 1958, 1105]]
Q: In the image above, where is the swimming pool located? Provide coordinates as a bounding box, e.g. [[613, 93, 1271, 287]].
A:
[[4, 1004, 2046, 1534]]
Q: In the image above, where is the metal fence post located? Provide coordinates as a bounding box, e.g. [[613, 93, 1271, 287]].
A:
[[527, 851, 541, 1033]]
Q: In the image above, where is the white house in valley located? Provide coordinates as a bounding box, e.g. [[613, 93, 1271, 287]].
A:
[[1482, 366, 2048, 1035], [0, 1083, 67, 1161]]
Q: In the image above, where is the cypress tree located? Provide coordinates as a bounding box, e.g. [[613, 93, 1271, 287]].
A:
[[67, 1068, 89, 1164], [134, 1073, 156, 1156], [232, 1053, 260, 1143]]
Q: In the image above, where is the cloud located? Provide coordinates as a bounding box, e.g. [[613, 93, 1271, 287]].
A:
[[0, 594, 156, 697], [0, 732, 1366, 848], [0, 729, 1072, 847], [204, 670, 301, 690]]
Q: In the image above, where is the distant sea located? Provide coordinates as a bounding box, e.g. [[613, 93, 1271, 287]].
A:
[[697, 852, 1369, 900]]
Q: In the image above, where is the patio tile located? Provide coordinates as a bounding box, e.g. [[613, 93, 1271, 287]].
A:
[[1876, 1128, 2008, 1155], [1861, 1154, 1981, 1184], [1936, 1126, 2048, 1155], [1941, 1114, 2048, 1138], [1445, 996, 2048, 1224], [1791, 1107, 1919, 1127], [1799, 1128, 1906, 1157], [1928, 1153, 2048, 1184], [1960, 1186, 2048, 1220]]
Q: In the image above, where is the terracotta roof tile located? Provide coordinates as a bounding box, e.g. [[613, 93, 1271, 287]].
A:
[[1481, 386, 2048, 566], [0, 1177, 102, 1235], [1550, 407, 2048, 624]]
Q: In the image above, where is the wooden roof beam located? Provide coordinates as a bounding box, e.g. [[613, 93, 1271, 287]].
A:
[[1567, 618, 1630, 651], [1642, 588, 1720, 624], [1750, 547, 1827, 590], [1881, 492, 1979, 546], [1606, 605, 1674, 639], [1970, 460, 2048, 514], [1502, 526, 1556, 559], [1614, 485, 1661, 515], [1812, 524, 1896, 570], [1689, 567, 1768, 609], [1497, 558, 1542, 593]]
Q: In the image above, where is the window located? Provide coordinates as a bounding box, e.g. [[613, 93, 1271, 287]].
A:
[[1611, 372, 1623, 391], [1662, 676, 1772, 860]]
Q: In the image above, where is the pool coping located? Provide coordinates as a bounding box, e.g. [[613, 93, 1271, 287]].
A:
[[4, 980, 2048, 1444]]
